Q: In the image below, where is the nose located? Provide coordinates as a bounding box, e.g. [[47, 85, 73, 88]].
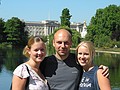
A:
[[38, 50, 42, 54], [61, 42, 65, 47], [81, 54, 85, 58]]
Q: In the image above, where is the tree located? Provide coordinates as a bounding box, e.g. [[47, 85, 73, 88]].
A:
[[86, 4, 120, 48], [60, 8, 72, 28], [4, 17, 28, 47], [71, 29, 81, 48], [0, 18, 6, 42]]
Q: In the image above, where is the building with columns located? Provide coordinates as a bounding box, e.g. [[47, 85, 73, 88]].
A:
[[25, 20, 87, 38]]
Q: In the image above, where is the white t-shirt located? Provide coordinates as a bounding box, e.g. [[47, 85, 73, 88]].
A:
[[13, 63, 49, 90]]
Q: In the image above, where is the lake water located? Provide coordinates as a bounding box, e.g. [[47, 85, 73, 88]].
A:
[[0, 48, 120, 90]]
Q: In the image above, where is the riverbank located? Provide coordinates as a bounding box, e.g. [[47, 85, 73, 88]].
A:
[[95, 50, 120, 54], [70, 48, 120, 54]]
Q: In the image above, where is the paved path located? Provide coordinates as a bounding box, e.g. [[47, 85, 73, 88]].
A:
[[70, 48, 120, 54], [95, 50, 120, 54]]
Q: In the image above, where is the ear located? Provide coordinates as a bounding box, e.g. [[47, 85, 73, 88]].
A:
[[53, 39, 55, 47], [27, 48, 31, 55], [71, 42, 72, 46], [70, 41, 72, 47]]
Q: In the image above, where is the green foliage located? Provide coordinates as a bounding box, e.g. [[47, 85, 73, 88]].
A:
[[4, 17, 28, 47], [39, 35, 48, 43], [47, 32, 55, 55], [94, 34, 112, 48], [86, 4, 120, 48], [60, 8, 72, 28], [71, 29, 81, 48], [0, 18, 6, 42]]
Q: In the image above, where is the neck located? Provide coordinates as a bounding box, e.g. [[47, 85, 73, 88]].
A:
[[26, 60, 40, 69], [83, 64, 94, 72], [55, 53, 69, 60], [26, 60, 45, 81]]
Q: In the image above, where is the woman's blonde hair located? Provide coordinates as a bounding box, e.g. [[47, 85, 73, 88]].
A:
[[23, 36, 45, 58], [76, 41, 95, 59]]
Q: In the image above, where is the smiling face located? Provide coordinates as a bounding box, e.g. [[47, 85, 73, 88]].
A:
[[77, 41, 95, 69], [28, 42, 46, 63], [77, 45, 91, 67]]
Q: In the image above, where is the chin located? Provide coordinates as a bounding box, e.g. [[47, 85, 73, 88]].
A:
[[80, 63, 86, 67], [36, 59, 43, 62], [59, 53, 66, 56]]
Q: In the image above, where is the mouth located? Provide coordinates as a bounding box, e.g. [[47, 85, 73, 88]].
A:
[[80, 59, 86, 63], [59, 49, 66, 52], [36, 55, 42, 59], [60, 50, 65, 52]]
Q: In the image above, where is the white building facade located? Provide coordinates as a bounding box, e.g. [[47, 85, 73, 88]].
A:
[[25, 20, 87, 38]]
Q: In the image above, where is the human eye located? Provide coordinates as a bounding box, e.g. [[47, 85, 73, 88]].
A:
[[65, 42, 69, 45], [78, 52, 82, 55], [57, 41, 62, 44], [40, 48, 45, 52], [84, 53, 89, 55], [34, 49, 38, 52]]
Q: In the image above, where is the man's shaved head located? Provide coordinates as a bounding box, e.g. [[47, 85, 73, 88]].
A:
[[54, 29, 72, 41]]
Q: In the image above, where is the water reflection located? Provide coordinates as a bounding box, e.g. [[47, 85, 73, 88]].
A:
[[0, 48, 27, 71], [95, 52, 120, 89], [0, 48, 120, 90], [0, 48, 27, 90]]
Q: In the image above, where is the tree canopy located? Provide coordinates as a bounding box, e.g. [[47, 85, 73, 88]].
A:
[[4, 17, 28, 47], [0, 18, 5, 42], [60, 8, 72, 28], [85, 4, 120, 48]]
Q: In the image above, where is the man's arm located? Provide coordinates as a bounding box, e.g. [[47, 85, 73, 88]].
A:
[[99, 65, 109, 78]]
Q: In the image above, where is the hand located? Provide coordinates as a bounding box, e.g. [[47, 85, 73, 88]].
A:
[[99, 65, 109, 78]]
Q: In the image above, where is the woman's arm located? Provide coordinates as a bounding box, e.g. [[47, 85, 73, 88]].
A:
[[97, 69, 111, 90], [12, 75, 27, 90]]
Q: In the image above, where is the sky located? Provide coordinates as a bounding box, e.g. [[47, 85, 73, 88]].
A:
[[0, 0, 120, 25]]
